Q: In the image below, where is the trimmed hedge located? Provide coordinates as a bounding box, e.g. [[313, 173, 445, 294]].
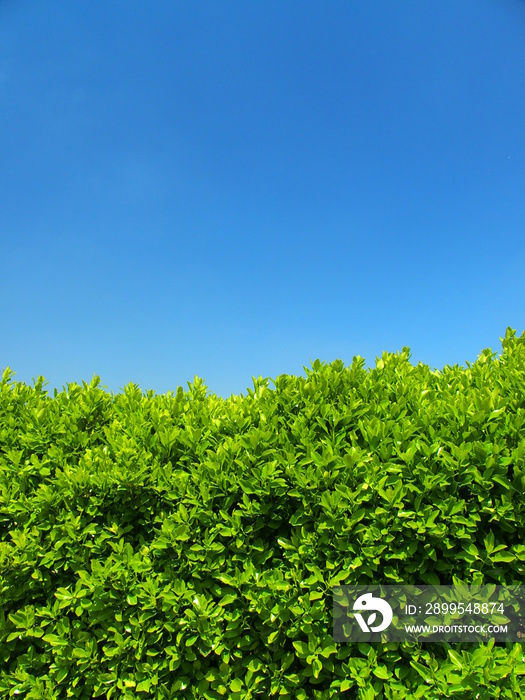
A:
[[1, 328, 525, 698]]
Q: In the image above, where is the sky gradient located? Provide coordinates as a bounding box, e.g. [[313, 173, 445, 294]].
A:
[[1, 0, 524, 399]]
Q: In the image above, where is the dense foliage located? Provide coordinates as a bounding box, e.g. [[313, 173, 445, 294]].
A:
[[1, 328, 525, 699]]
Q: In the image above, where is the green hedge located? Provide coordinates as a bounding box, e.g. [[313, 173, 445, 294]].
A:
[[1, 328, 525, 699]]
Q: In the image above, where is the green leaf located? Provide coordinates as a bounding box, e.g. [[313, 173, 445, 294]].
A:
[[292, 641, 310, 658], [484, 530, 495, 554], [493, 475, 510, 489], [372, 665, 390, 680], [410, 660, 433, 683], [56, 668, 68, 684], [319, 644, 337, 659], [218, 594, 237, 606], [469, 646, 490, 669], [267, 630, 280, 644], [340, 679, 355, 692], [447, 650, 464, 670], [312, 658, 322, 678], [230, 678, 243, 692], [248, 659, 264, 672], [43, 634, 68, 648], [492, 551, 515, 562]]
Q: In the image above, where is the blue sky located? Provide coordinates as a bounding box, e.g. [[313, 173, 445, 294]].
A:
[[1, 0, 524, 399]]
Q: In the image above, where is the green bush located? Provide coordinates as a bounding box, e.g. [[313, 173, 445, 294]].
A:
[[1, 328, 524, 698]]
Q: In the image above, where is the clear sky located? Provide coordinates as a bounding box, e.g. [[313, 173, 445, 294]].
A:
[[1, 0, 524, 399]]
